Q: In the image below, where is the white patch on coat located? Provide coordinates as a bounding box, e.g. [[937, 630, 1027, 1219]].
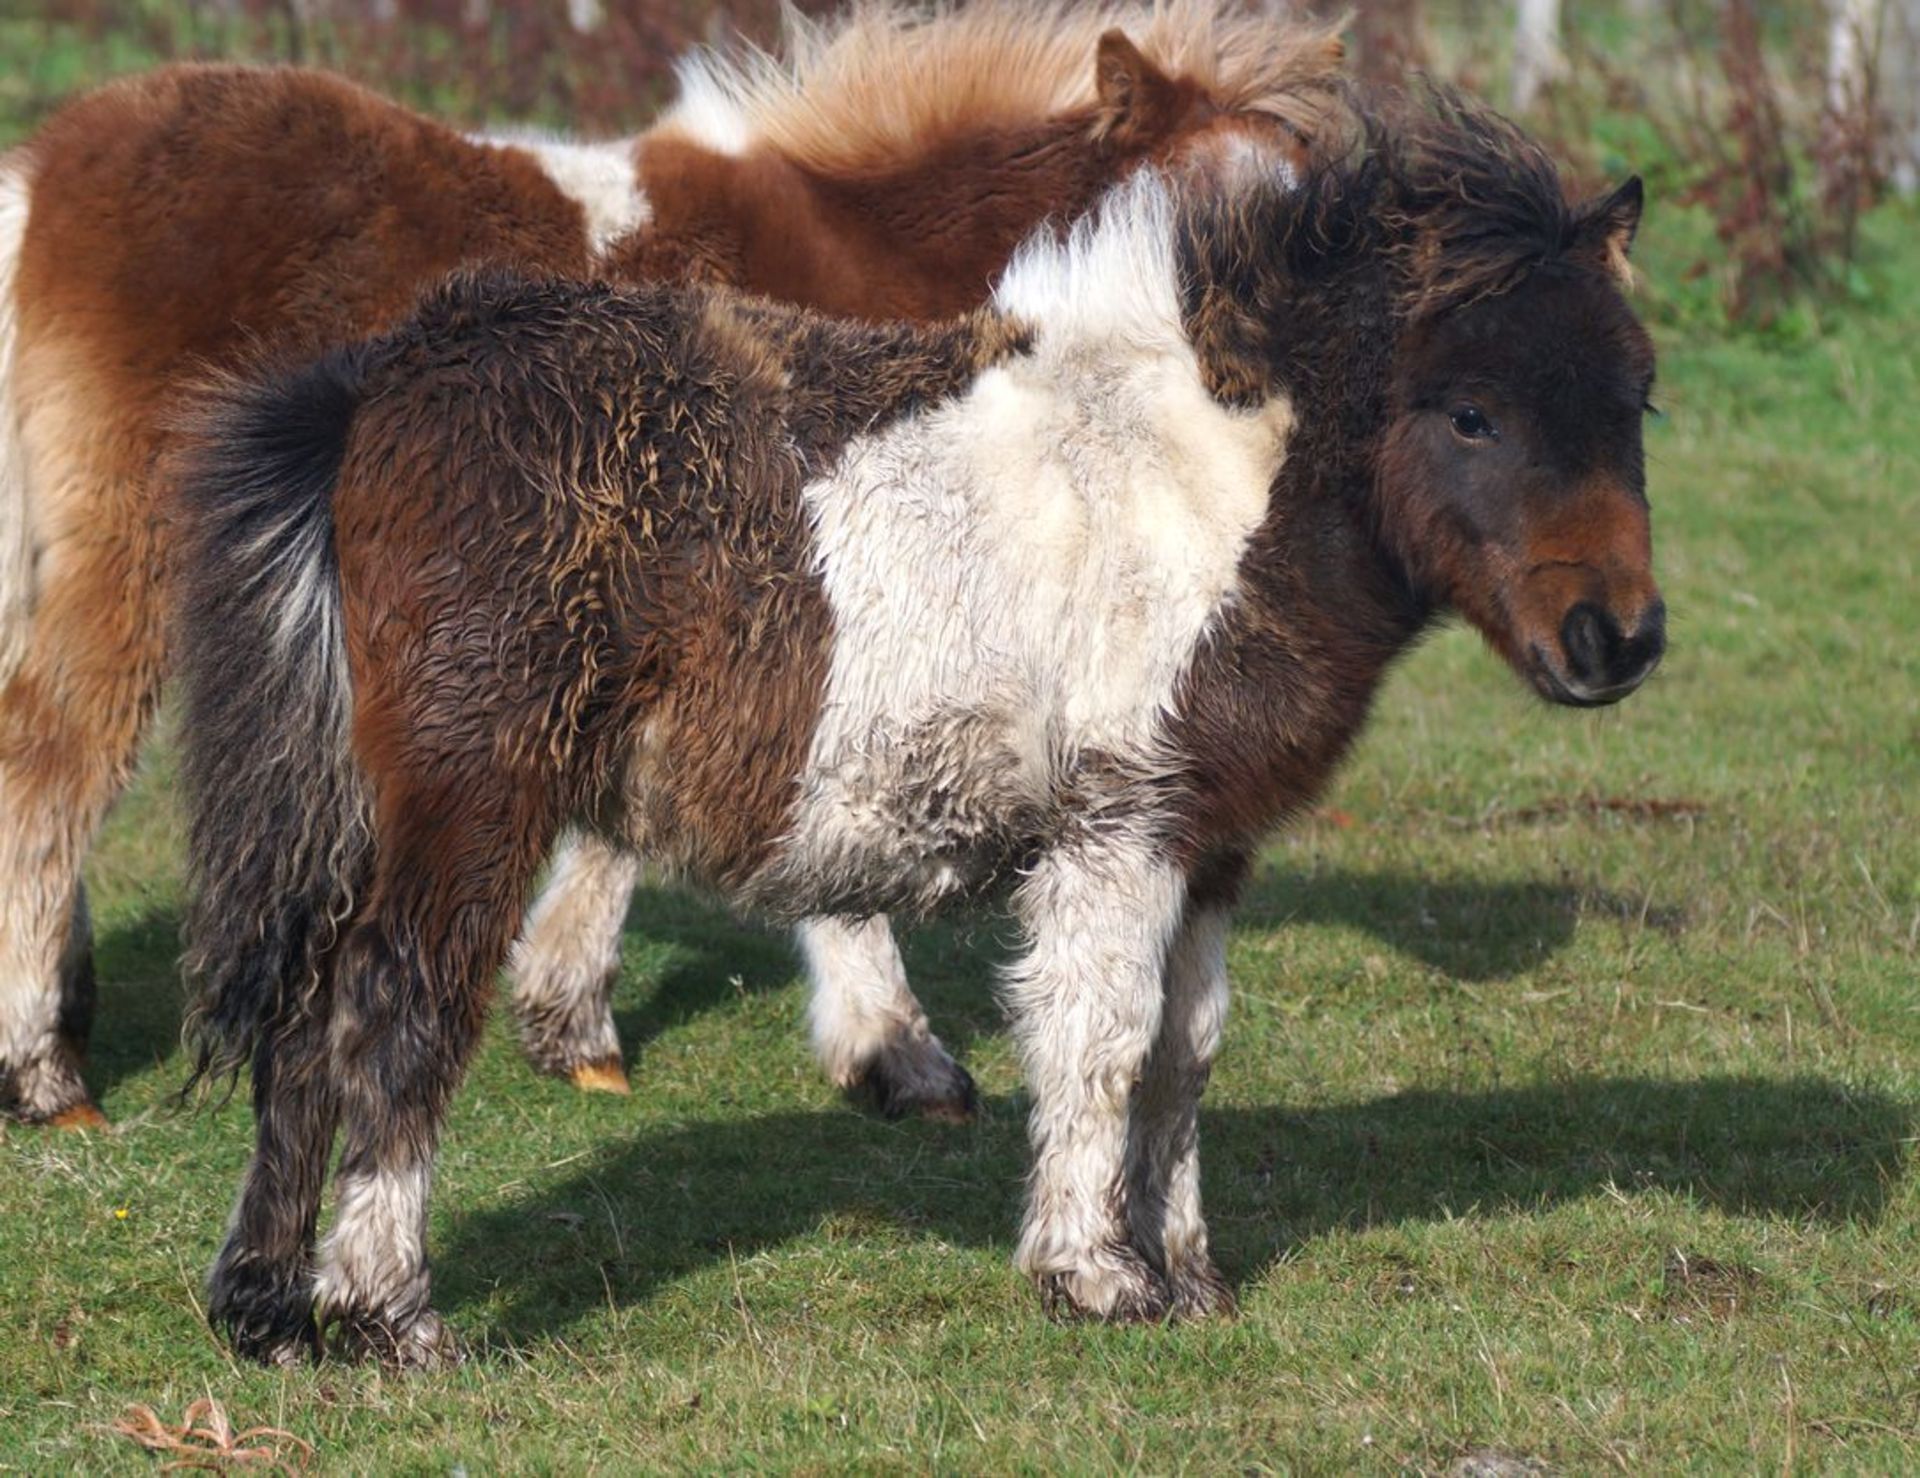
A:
[[763, 171, 1292, 912], [654, 53, 758, 158], [799, 914, 958, 1093], [508, 829, 638, 1068], [1007, 835, 1185, 1314], [0, 151, 32, 690], [316, 1160, 433, 1320], [473, 132, 651, 255]]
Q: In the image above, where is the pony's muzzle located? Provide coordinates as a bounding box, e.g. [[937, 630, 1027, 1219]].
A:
[[1541, 597, 1665, 706]]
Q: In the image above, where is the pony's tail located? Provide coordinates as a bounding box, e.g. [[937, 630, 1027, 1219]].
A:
[[175, 348, 373, 1091], [0, 149, 36, 690]]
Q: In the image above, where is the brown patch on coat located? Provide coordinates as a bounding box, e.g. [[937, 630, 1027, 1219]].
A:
[[328, 277, 1025, 893], [620, 18, 1335, 322]]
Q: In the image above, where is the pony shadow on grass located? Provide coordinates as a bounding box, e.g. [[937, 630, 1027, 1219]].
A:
[[437, 1074, 1911, 1349], [85, 905, 191, 1104], [605, 863, 1649, 1072], [87, 864, 1658, 1103]]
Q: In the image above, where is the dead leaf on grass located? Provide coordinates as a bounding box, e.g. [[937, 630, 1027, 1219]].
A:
[[111, 1398, 312, 1473]]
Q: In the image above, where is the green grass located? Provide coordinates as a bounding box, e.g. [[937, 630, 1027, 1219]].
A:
[[4, 29, 1920, 1474]]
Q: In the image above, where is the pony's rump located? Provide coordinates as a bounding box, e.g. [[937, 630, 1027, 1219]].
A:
[[174, 350, 371, 1087]]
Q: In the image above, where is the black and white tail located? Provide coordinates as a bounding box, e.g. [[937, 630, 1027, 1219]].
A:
[[176, 349, 373, 1085]]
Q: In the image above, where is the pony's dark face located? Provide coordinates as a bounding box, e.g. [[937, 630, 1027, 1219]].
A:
[[1378, 205, 1664, 706]]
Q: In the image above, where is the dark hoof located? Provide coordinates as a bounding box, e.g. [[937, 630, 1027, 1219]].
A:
[[1038, 1254, 1173, 1324], [326, 1308, 462, 1369], [209, 1259, 321, 1367], [856, 1052, 979, 1125]]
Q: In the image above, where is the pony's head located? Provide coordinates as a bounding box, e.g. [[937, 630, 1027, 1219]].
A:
[[1368, 97, 1663, 706]]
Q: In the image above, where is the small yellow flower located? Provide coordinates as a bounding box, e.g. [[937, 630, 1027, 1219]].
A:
[[113, 1206, 129, 1221]]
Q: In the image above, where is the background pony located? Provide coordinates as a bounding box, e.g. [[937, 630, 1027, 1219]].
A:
[[177, 88, 1663, 1366], [0, 0, 1342, 1126]]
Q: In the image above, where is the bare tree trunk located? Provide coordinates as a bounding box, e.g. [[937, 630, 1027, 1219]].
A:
[[1828, 0, 1920, 191], [1512, 0, 1563, 112], [1879, 0, 1918, 189]]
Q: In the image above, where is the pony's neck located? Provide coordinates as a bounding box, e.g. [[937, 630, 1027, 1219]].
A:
[[614, 112, 1120, 322], [1178, 177, 1434, 645]]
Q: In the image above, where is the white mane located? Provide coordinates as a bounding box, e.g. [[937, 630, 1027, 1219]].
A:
[[992, 169, 1186, 349]]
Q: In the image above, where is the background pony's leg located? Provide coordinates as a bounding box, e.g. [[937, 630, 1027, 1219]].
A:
[[1007, 839, 1185, 1322], [799, 914, 976, 1122], [0, 425, 165, 1126], [206, 994, 342, 1367], [316, 782, 548, 1368], [508, 829, 640, 1093], [1124, 886, 1240, 1320]]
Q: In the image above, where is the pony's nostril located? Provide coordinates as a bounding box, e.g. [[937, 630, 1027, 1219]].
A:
[[1559, 601, 1618, 686]]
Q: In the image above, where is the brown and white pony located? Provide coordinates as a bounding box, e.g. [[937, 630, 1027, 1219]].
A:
[[0, 0, 1343, 1125], [177, 88, 1664, 1366]]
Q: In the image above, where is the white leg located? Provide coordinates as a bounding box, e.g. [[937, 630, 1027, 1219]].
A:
[[1007, 840, 1186, 1321], [507, 830, 640, 1091], [315, 1157, 450, 1367], [0, 824, 99, 1125], [1127, 898, 1234, 1318], [800, 914, 976, 1121]]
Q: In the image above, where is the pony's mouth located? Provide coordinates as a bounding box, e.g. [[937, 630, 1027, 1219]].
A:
[[1527, 646, 1654, 708]]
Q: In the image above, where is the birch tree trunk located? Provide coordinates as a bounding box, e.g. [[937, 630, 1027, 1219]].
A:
[[1512, 0, 1564, 113], [1828, 0, 1920, 190]]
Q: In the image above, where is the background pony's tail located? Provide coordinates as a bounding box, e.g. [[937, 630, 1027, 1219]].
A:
[[0, 148, 36, 689], [176, 349, 372, 1089]]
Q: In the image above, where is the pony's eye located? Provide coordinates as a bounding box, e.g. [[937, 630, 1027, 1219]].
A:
[[1449, 405, 1498, 442]]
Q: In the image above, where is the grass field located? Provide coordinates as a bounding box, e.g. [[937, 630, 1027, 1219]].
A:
[[4, 20, 1920, 1476]]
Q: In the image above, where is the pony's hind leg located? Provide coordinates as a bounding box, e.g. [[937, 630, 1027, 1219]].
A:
[[316, 785, 550, 1367], [508, 829, 640, 1093], [801, 915, 976, 1122], [206, 996, 341, 1366], [1124, 863, 1244, 1321], [0, 477, 164, 1126], [1008, 839, 1185, 1322]]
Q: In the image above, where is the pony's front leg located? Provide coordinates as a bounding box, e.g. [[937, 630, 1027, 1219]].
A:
[[1008, 841, 1185, 1322], [1125, 863, 1243, 1320], [799, 915, 976, 1122], [508, 830, 640, 1093]]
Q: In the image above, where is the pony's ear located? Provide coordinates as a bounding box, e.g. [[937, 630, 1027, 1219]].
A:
[[1094, 29, 1181, 146], [1574, 175, 1643, 286]]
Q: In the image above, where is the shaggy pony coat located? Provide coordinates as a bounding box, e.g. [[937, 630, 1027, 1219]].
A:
[[178, 90, 1665, 1364], [0, 0, 1343, 1124]]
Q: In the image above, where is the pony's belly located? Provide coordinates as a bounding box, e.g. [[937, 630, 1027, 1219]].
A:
[[745, 709, 1052, 920]]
